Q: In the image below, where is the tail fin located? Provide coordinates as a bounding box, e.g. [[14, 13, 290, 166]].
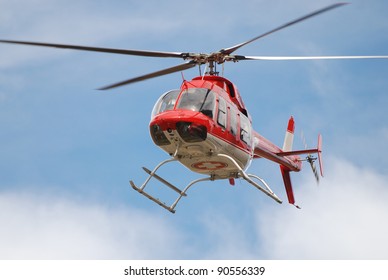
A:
[[282, 116, 295, 152], [280, 116, 299, 208]]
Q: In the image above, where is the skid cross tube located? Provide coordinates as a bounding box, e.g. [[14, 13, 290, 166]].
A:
[[130, 157, 214, 213]]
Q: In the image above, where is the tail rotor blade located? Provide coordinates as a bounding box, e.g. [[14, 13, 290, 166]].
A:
[[301, 131, 320, 183], [300, 130, 308, 150], [307, 155, 320, 183]]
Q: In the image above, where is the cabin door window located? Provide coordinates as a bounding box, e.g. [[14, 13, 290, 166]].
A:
[[217, 98, 227, 129]]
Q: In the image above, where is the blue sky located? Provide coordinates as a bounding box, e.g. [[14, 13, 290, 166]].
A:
[[0, 0, 387, 259]]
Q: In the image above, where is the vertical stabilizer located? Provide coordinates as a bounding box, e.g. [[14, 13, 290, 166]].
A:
[[282, 116, 295, 152]]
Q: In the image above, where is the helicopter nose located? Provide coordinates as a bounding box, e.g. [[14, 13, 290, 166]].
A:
[[150, 110, 210, 146], [150, 121, 207, 146]]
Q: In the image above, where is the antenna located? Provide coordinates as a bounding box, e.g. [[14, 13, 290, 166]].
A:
[[181, 71, 186, 82]]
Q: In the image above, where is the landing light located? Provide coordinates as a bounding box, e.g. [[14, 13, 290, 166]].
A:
[[176, 122, 207, 143], [150, 124, 170, 146]]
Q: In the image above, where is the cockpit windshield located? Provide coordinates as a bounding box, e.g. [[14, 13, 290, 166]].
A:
[[176, 88, 215, 118], [151, 88, 216, 119]]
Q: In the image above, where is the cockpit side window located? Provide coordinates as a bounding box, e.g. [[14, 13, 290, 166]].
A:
[[151, 89, 180, 118]]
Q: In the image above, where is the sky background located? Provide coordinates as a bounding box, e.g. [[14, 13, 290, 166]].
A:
[[0, 0, 387, 259]]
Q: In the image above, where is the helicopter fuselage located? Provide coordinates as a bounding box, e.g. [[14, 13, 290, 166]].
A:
[[149, 75, 298, 180]]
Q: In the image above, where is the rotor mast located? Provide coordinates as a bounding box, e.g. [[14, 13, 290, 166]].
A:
[[206, 60, 219, 76]]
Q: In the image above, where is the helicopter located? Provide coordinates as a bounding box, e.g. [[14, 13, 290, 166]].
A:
[[1, 3, 388, 213]]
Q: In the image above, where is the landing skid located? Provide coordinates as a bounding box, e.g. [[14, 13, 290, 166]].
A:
[[130, 154, 282, 213]]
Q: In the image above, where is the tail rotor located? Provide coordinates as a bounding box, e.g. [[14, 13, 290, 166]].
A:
[[301, 131, 323, 183]]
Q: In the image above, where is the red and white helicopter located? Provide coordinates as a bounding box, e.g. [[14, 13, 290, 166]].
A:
[[2, 3, 387, 213]]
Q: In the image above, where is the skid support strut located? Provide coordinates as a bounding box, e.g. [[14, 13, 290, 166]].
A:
[[130, 157, 213, 213], [218, 154, 283, 204]]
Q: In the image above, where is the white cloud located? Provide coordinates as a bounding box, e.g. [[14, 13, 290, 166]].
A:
[[0, 191, 188, 259], [255, 156, 388, 259], [1, 157, 387, 260], [197, 212, 258, 259]]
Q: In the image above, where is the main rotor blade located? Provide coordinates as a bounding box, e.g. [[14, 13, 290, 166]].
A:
[[98, 61, 197, 90], [0, 39, 184, 58], [221, 2, 348, 55], [236, 55, 388, 61]]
